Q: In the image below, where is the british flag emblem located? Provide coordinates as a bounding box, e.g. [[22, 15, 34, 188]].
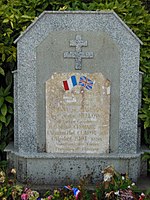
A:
[[79, 76, 94, 90]]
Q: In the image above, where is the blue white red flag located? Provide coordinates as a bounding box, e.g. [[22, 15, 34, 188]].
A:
[[63, 75, 77, 90], [64, 185, 72, 190], [79, 76, 94, 90], [64, 186, 81, 199], [72, 188, 81, 199]]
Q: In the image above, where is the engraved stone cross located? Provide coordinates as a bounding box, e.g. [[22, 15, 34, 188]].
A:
[[64, 35, 94, 70]]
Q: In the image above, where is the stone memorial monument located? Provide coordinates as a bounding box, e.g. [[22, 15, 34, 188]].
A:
[[6, 11, 142, 186]]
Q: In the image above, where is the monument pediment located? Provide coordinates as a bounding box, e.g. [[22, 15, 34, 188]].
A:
[[15, 11, 142, 45]]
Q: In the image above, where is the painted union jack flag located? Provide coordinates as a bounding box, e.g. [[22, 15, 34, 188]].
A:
[[79, 76, 94, 90]]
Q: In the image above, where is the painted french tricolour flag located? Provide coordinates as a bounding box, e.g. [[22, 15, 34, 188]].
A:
[[63, 75, 77, 90]]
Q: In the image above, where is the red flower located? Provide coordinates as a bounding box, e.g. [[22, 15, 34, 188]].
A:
[[21, 193, 28, 200], [47, 195, 53, 200], [139, 193, 145, 200]]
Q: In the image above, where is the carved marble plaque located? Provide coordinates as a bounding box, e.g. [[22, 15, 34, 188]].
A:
[[46, 73, 110, 154]]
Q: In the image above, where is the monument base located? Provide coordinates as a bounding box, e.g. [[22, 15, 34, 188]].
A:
[[6, 143, 142, 186]]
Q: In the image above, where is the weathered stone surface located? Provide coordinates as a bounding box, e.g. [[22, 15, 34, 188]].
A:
[[46, 73, 110, 154]]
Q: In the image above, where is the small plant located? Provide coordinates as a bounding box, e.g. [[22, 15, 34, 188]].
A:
[[0, 168, 23, 199], [94, 166, 145, 200]]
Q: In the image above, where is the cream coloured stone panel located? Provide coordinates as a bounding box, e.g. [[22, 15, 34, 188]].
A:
[[46, 72, 110, 154]]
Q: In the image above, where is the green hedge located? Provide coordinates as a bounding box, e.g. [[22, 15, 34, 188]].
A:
[[0, 0, 150, 163]]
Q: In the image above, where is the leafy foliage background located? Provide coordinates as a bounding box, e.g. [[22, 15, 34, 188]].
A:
[[0, 0, 149, 167]]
